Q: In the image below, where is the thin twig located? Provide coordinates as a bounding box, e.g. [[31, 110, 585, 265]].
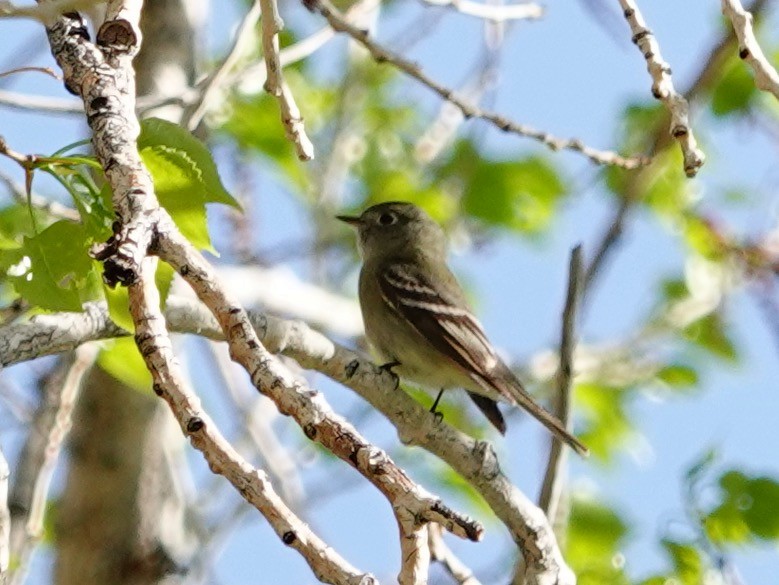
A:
[[183, 0, 263, 131], [304, 0, 649, 170], [617, 0, 705, 177], [260, 0, 315, 160], [419, 0, 543, 22], [0, 66, 61, 80], [428, 524, 482, 585], [0, 0, 100, 24], [7, 347, 97, 585], [721, 0, 779, 100], [0, 89, 83, 113], [0, 168, 81, 221], [539, 246, 582, 520]]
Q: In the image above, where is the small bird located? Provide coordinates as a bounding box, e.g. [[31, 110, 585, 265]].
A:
[[338, 201, 588, 456]]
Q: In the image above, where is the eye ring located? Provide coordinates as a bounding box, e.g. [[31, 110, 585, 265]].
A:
[[378, 212, 398, 226]]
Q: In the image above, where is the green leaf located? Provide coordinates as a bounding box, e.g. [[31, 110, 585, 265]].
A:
[[567, 497, 630, 585], [97, 337, 153, 392], [661, 540, 703, 585], [682, 215, 727, 261], [140, 145, 215, 252], [706, 471, 779, 543], [682, 313, 737, 362], [444, 142, 567, 234], [656, 364, 699, 389], [710, 55, 757, 116], [575, 383, 633, 462], [139, 118, 239, 208], [2, 220, 100, 311]]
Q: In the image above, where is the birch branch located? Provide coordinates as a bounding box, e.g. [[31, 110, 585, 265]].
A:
[[419, 0, 543, 22], [617, 0, 705, 177], [721, 0, 779, 100], [0, 298, 574, 585], [43, 4, 481, 582], [259, 0, 315, 160], [129, 258, 375, 585], [303, 0, 649, 171], [428, 524, 482, 585]]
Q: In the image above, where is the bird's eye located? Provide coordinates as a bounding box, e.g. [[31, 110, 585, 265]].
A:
[[378, 212, 398, 226]]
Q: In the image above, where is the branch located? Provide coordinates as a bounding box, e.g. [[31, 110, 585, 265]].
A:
[[0, 299, 574, 585], [183, 0, 263, 131], [0, 89, 83, 113], [419, 0, 543, 22], [397, 516, 430, 585], [428, 524, 482, 585], [0, 0, 100, 24], [129, 258, 376, 585], [7, 347, 97, 585], [156, 219, 484, 544], [617, 0, 705, 177], [45, 4, 482, 581], [259, 0, 315, 160], [303, 0, 649, 170], [539, 246, 582, 520], [721, 0, 779, 100]]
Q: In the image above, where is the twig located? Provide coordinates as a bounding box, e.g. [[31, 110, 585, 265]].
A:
[[0, 66, 61, 80], [0, 168, 81, 221], [538, 246, 582, 520], [206, 342, 305, 508], [7, 347, 97, 585], [0, 0, 101, 24], [419, 0, 543, 22], [721, 0, 779, 100], [617, 0, 705, 177], [303, 0, 649, 170], [260, 0, 315, 160], [428, 524, 482, 585], [183, 0, 263, 131], [0, 89, 84, 113], [581, 0, 772, 299], [0, 445, 9, 581]]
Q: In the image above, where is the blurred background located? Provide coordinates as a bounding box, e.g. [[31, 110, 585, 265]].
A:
[[0, 0, 778, 583]]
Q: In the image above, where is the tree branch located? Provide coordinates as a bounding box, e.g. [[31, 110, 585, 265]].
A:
[[419, 0, 543, 23], [128, 258, 376, 585], [303, 0, 649, 170], [539, 246, 582, 520], [259, 0, 315, 160], [617, 0, 705, 177], [0, 297, 574, 585], [721, 0, 779, 100]]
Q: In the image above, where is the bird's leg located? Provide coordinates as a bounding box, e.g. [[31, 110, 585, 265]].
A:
[[379, 360, 401, 373], [430, 389, 445, 424], [378, 360, 401, 390]]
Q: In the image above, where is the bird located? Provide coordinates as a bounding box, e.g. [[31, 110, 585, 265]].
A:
[[337, 201, 588, 456]]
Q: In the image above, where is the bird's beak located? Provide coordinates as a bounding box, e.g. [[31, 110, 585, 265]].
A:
[[336, 214, 361, 227]]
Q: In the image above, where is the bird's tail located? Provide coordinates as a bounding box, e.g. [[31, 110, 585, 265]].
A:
[[485, 367, 589, 457]]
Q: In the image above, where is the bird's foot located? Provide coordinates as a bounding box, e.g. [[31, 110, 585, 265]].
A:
[[378, 360, 401, 390], [429, 389, 444, 425]]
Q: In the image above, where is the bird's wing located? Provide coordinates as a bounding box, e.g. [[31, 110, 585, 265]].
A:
[[378, 262, 510, 399]]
